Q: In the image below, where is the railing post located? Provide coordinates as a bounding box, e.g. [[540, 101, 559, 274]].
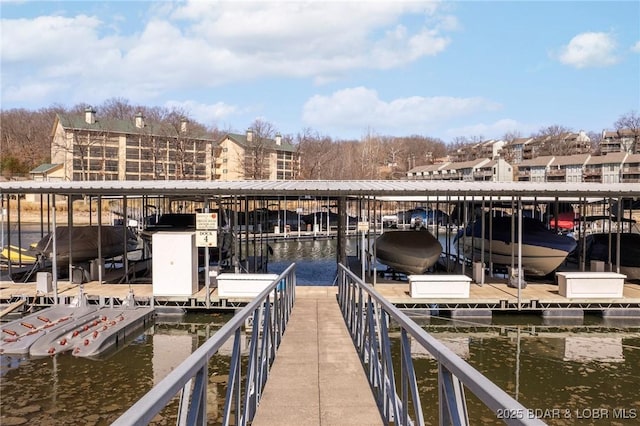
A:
[[113, 265, 297, 426], [438, 364, 469, 426], [335, 263, 544, 426]]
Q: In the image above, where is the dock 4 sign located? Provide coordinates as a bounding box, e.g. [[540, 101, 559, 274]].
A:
[[196, 230, 217, 247], [196, 213, 218, 247]]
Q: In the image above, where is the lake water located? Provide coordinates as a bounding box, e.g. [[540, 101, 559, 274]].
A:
[[1, 236, 639, 425]]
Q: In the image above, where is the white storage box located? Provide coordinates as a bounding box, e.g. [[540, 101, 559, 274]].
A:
[[36, 272, 52, 293], [152, 232, 198, 296], [556, 271, 625, 298], [217, 273, 279, 298], [408, 275, 471, 298]]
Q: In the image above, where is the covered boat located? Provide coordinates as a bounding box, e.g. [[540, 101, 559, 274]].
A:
[[585, 232, 640, 280], [457, 215, 577, 276], [32, 226, 139, 265], [374, 229, 443, 275]]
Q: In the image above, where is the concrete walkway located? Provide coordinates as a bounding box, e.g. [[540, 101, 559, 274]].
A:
[[251, 287, 383, 426]]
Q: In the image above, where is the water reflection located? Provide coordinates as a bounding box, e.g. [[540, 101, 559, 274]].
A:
[[0, 313, 232, 425], [2, 239, 640, 425], [405, 321, 640, 425], [267, 238, 358, 285]]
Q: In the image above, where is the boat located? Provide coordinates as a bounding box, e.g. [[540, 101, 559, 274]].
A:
[[374, 229, 443, 275], [1, 245, 39, 264], [456, 215, 578, 277], [32, 225, 139, 265], [585, 232, 640, 280], [549, 211, 576, 231], [410, 208, 450, 228]]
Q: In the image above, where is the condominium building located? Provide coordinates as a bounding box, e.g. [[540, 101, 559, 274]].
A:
[[601, 129, 638, 154], [516, 152, 640, 183], [501, 132, 591, 164], [407, 158, 513, 182], [449, 139, 505, 162], [215, 130, 300, 181], [51, 108, 216, 181], [49, 109, 302, 182]]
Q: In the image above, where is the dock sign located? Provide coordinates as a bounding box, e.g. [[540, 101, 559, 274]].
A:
[[196, 230, 217, 247], [196, 212, 218, 230]]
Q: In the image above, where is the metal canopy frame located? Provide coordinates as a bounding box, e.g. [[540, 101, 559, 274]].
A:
[[2, 180, 639, 199]]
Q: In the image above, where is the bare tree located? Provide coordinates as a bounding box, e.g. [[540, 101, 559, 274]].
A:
[[100, 97, 136, 120], [358, 128, 384, 179], [502, 130, 521, 143], [296, 128, 337, 179], [0, 107, 60, 175], [587, 131, 602, 154], [614, 110, 640, 153], [242, 119, 276, 180], [533, 124, 574, 155], [448, 135, 485, 161]]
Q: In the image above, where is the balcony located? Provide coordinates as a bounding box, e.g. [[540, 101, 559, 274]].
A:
[[622, 166, 640, 173], [547, 168, 566, 177], [473, 170, 493, 178], [583, 168, 602, 177]]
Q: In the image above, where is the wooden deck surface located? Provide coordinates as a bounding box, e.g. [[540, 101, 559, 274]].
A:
[[251, 287, 383, 426], [2, 277, 640, 310]]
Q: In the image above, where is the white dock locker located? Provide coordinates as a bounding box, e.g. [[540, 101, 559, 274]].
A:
[[152, 232, 198, 296]]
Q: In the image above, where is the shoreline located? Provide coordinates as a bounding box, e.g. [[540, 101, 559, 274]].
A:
[[7, 211, 108, 225]]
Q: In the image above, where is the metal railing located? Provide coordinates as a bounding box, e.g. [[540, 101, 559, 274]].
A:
[[337, 264, 545, 426], [112, 264, 296, 426]]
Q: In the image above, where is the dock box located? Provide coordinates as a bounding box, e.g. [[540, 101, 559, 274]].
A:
[[36, 272, 52, 293], [152, 232, 198, 296], [408, 274, 472, 298], [216, 273, 279, 298], [556, 271, 626, 298]]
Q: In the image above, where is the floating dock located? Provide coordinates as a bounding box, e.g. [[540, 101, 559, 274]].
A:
[[0, 302, 155, 357], [1, 277, 639, 318], [29, 306, 154, 358], [0, 306, 99, 354]]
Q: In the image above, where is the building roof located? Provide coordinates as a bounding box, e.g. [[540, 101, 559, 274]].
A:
[[503, 137, 533, 148], [603, 129, 636, 138], [407, 163, 449, 174], [29, 163, 63, 174], [624, 153, 640, 164], [477, 159, 499, 169], [56, 114, 214, 141], [550, 154, 590, 167], [224, 133, 297, 153], [1, 180, 638, 199], [586, 152, 628, 165], [518, 155, 554, 168], [441, 158, 488, 171]]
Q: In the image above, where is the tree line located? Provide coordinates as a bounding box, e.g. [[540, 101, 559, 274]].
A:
[[1, 97, 637, 180]]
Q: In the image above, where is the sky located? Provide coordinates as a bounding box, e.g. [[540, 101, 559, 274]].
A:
[[1, 1, 639, 142]]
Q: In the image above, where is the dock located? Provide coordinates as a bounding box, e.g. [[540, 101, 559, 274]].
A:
[[2, 277, 640, 316], [251, 287, 383, 426]]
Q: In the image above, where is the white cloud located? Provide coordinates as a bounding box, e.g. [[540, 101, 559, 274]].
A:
[[0, 15, 120, 65], [632, 40, 640, 53], [1, 1, 456, 105], [302, 87, 501, 135], [557, 32, 619, 68]]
